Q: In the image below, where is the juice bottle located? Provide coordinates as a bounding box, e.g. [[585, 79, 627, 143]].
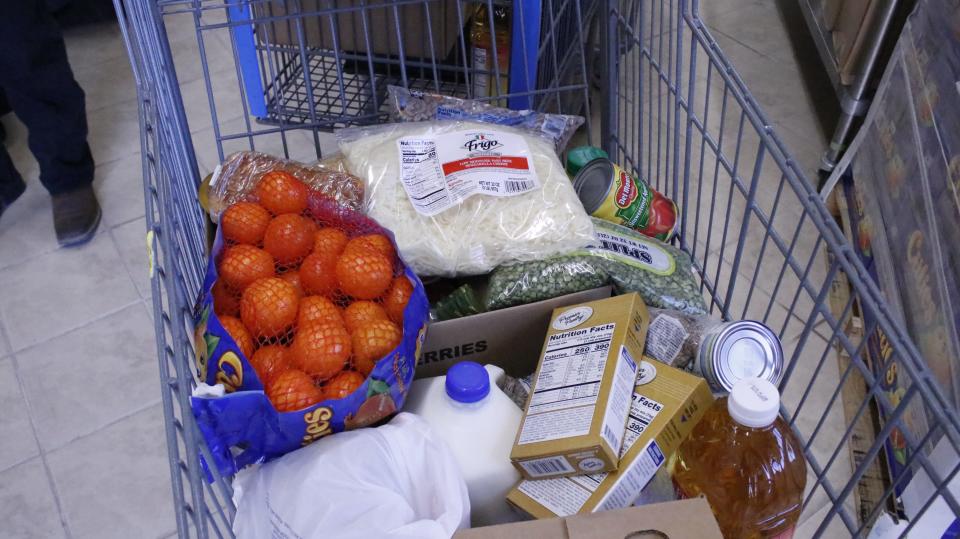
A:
[[670, 378, 807, 538]]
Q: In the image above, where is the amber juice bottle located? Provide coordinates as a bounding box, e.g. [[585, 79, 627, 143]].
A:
[[671, 378, 807, 538]]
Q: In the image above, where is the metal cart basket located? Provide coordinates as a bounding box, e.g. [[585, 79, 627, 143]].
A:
[[113, 0, 960, 536]]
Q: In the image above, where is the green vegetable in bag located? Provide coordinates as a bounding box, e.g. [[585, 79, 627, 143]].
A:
[[588, 219, 707, 315], [485, 218, 708, 314], [486, 255, 608, 310], [433, 284, 486, 321]]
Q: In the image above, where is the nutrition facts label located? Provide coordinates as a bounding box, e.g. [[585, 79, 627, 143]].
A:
[[623, 393, 663, 456], [396, 129, 539, 216], [517, 477, 593, 517], [644, 314, 688, 364], [581, 390, 664, 485], [518, 323, 615, 445]]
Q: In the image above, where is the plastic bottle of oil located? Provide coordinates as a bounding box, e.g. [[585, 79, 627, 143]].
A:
[[470, 3, 510, 103], [670, 378, 807, 538]]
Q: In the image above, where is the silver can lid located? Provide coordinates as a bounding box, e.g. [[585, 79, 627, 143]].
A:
[[705, 320, 784, 393], [572, 158, 614, 214]]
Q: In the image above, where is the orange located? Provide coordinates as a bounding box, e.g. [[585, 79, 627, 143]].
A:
[[383, 276, 413, 324], [298, 296, 344, 327], [219, 315, 254, 359], [336, 248, 393, 300], [346, 234, 396, 262], [279, 270, 304, 298], [255, 170, 309, 216], [343, 301, 388, 333], [250, 345, 289, 386], [218, 245, 275, 292], [263, 214, 315, 266], [240, 277, 300, 339], [267, 369, 323, 412], [299, 252, 338, 296], [220, 201, 271, 245], [351, 320, 401, 376], [212, 279, 240, 318], [322, 370, 366, 400], [290, 322, 351, 381], [314, 227, 349, 257]]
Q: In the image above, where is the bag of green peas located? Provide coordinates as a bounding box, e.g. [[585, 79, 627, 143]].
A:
[[485, 219, 708, 315]]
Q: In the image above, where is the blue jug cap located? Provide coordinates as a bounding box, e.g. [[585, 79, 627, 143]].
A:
[[445, 361, 490, 403]]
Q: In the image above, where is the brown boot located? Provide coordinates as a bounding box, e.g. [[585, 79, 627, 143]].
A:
[[52, 184, 101, 246]]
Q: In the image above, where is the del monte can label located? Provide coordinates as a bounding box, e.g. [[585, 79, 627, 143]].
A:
[[573, 159, 679, 242]]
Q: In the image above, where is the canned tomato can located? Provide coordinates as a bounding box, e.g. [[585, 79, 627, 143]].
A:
[[573, 159, 679, 242], [696, 320, 784, 394]]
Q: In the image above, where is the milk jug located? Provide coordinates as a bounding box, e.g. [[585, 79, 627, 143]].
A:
[[404, 362, 523, 527]]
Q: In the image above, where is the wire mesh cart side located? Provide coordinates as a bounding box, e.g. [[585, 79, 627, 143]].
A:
[[113, 0, 960, 537], [598, 0, 960, 535]]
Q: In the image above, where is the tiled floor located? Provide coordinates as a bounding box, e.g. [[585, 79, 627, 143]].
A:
[[0, 3, 846, 539]]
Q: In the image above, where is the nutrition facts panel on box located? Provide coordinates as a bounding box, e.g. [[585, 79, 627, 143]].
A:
[[518, 323, 615, 444]]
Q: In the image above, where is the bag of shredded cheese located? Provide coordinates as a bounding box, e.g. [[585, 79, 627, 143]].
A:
[[336, 121, 595, 277]]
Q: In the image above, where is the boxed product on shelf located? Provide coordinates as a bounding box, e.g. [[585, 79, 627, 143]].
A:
[[507, 362, 712, 518], [510, 294, 651, 479]]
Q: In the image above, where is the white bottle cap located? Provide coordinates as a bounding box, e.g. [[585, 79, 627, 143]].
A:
[[727, 378, 780, 428]]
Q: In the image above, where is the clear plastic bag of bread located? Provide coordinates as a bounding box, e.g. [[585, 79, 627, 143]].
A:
[[204, 150, 365, 220]]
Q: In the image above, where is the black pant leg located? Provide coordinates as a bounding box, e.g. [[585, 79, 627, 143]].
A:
[[0, 144, 27, 206], [0, 0, 94, 196]]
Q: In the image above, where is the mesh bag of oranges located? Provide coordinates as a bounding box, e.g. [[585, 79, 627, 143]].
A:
[[191, 170, 429, 476], [202, 150, 364, 220]]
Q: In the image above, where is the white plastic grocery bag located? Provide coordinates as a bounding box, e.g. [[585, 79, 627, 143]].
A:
[[232, 413, 470, 538]]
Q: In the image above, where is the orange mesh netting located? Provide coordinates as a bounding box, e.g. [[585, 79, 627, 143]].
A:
[[213, 170, 409, 413]]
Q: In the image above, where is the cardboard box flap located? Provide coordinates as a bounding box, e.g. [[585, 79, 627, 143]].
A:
[[452, 515, 568, 538], [418, 287, 613, 379], [452, 498, 722, 538], [562, 498, 721, 538]]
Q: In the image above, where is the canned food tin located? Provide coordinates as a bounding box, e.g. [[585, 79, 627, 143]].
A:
[[573, 159, 679, 242], [696, 320, 784, 394], [565, 145, 609, 176]]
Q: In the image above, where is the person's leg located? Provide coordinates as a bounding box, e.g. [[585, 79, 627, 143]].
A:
[[0, 0, 99, 245], [0, 146, 27, 219], [0, 89, 27, 219]]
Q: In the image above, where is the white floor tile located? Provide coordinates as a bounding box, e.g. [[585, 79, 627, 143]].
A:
[[17, 304, 159, 452], [0, 458, 66, 539], [0, 320, 10, 357], [697, 0, 766, 22], [0, 358, 39, 472], [63, 22, 128, 72], [706, 1, 798, 66], [95, 152, 146, 228], [110, 217, 152, 299], [0, 232, 140, 351], [86, 99, 141, 166], [0, 182, 60, 271], [74, 57, 137, 114], [46, 404, 175, 539]]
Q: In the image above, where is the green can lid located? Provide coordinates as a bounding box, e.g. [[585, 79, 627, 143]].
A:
[[566, 146, 609, 177]]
